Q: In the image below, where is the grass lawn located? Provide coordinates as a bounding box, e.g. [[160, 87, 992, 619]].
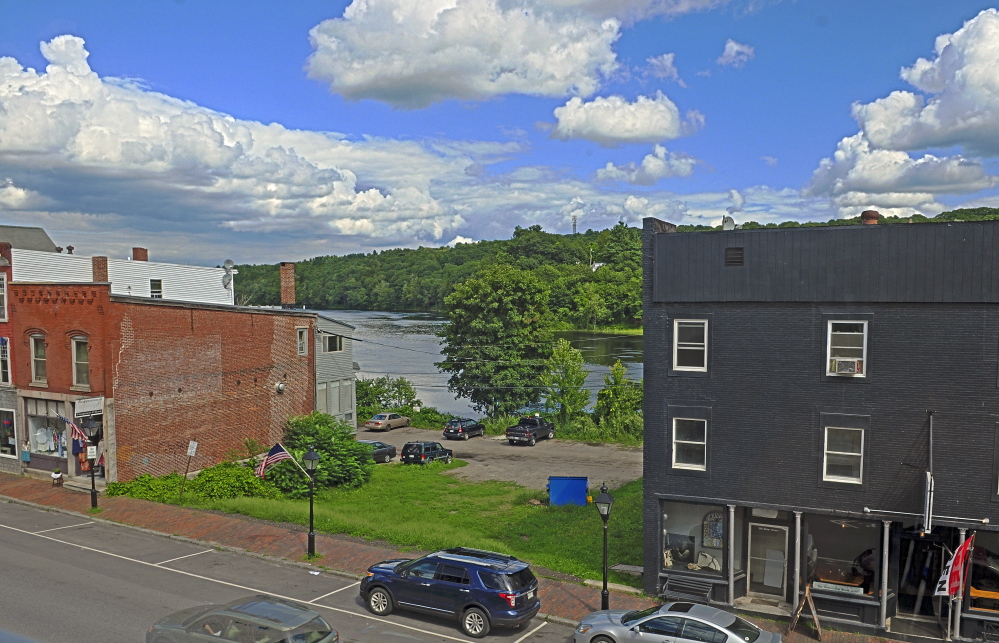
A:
[[188, 461, 645, 587]]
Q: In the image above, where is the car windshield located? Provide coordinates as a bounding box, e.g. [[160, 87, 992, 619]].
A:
[[401, 444, 422, 455], [478, 567, 536, 591], [372, 414, 387, 420], [724, 615, 762, 642], [621, 606, 662, 625], [286, 616, 334, 643], [445, 420, 462, 427]]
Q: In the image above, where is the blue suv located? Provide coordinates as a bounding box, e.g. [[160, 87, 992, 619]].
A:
[[360, 547, 540, 638]]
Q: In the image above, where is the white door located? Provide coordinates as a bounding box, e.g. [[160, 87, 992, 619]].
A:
[[748, 523, 788, 598]]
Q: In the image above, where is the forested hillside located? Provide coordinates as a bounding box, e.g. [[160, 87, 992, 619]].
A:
[[234, 208, 999, 328]]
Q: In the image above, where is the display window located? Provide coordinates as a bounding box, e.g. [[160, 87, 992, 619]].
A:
[[802, 515, 880, 596], [0, 410, 14, 457], [661, 501, 727, 576], [970, 531, 999, 612], [25, 398, 68, 457]]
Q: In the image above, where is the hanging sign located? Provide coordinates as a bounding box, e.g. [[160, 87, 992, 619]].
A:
[[86, 445, 97, 460], [75, 397, 105, 418]]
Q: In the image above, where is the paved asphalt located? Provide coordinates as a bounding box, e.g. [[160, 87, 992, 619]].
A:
[[0, 502, 575, 643]]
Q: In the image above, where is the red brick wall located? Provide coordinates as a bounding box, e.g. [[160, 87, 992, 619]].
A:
[[279, 262, 296, 306], [107, 301, 314, 480]]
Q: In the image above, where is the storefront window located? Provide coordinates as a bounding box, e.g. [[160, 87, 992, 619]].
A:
[[970, 531, 999, 612], [0, 410, 14, 457], [662, 501, 726, 576], [803, 515, 880, 596], [25, 398, 67, 457]]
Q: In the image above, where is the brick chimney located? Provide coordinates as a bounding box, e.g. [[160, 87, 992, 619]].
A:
[[861, 210, 881, 225], [280, 262, 296, 307], [92, 256, 109, 282], [132, 247, 149, 261]]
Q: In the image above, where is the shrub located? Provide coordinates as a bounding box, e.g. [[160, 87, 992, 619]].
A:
[[187, 461, 280, 500], [106, 472, 185, 502]]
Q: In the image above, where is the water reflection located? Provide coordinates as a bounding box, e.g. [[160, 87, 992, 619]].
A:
[[323, 310, 644, 417]]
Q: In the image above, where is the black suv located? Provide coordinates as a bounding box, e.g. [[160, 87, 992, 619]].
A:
[[400, 441, 453, 464], [360, 547, 540, 638], [443, 418, 485, 440]]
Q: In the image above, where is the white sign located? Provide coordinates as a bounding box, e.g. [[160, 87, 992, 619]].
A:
[[75, 396, 104, 418], [187, 441, 198, 457], [86, 446, 97, 460], [812, 581, 864, 595]]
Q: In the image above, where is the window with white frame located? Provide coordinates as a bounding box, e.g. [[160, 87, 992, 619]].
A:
[[149, 279, 163, 298], [323, 334, 344, 353], [672, 418, 707, 470], [0, 338, 10, 385], [296, 328, 308, 355], [673, 320, 708, 371], [827, 321, 867, 376], [30, 334, 46, 384], [72, 337, 89, 388], [823, 427, 863, 483], [0, 274, 7, 322]]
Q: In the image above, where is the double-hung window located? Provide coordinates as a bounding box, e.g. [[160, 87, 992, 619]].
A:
[[827, 321, 867, 376], [72, 337, 89, 388], [296, 328, 308, 355], [0, 338, 9, 385], [30, 334, 46, 384], [672, 418, 707, 471], [0, 274, 7, 322], [673, 319, 708, 372], [823, 427, 863, 483], [323, 335, 343, 352]]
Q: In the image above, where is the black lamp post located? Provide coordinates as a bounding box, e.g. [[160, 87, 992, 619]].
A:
[[594, 483, 615, 611], [82, 421, 100, 509], [303, 447, 320, 557]]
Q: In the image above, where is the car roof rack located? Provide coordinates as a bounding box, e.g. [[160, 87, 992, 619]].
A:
[[441, 547, 517, 562]]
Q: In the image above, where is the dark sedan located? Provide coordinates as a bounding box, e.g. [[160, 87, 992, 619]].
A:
[[443, 417, 485, 440], [358, 439, 397, 463]]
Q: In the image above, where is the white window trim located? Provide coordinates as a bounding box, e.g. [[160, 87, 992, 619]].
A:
[[0, 338, 10, 386], [0, 407, 17, 459], [672, 319, 708, 372], [30, 335, 46, 385], [72, 337, 90, 390], [823, 426, 864, 484], [0, 274, 7, 322], [296, 328, 308, 356], [672, 417, 707, 471], [826, 320, 868, 377], [323, 335, 344, 353]]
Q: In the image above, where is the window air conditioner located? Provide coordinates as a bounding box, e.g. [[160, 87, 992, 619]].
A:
[[834, 358, 861, 374]]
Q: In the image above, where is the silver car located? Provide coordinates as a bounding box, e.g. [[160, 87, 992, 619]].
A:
[[573, 602, 781, 643]]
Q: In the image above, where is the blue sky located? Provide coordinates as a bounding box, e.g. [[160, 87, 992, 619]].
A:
[[1, 0, 999, 264]]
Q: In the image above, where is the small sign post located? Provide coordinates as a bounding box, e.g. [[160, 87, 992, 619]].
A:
[[180, 441, 197, 498], [86, 445, 97, 460]]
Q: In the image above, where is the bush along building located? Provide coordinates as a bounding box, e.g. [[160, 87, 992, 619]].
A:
[[642, 213, 999, 640], [0, 227, 355, 483]]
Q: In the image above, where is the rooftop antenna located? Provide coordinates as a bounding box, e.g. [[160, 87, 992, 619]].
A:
[[722, 215, 736, 231], [222, 259, 235, 290]]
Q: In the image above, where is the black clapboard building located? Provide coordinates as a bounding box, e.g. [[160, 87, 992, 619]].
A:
[[642, 213, 999, 640]]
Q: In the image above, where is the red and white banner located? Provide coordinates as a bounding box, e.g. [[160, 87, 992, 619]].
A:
[[935, 535, 976, 597]]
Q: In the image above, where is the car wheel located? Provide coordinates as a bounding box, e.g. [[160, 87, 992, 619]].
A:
[[509, 439, 517, 445], [461, 607, 490, 638], [590, 637, 616, 643], [382, 454, 391, 463], [547, 430, 554, 439], [367, 588, 393, 616], [152, 637, 173, 643], [462, 432, 469, 441], [528, 437, 536, 446]]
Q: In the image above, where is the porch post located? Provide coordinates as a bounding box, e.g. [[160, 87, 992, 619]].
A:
[[880, 520, 890, 630], [728, 504, 736, 606], [793, 511, 802, 609], [954, 527, 967, 639]]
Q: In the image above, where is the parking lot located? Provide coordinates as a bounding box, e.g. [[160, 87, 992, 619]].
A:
[[360, 425, 643, 490], [0, 502, 576, 642]]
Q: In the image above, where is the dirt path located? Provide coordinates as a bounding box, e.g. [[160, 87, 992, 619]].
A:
[[360, 425, 644, 490]]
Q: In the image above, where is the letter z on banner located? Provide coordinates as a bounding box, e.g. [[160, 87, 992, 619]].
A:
[[935, 535, 976, 597]]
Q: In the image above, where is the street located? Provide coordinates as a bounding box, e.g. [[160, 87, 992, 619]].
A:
[[0, 502, 575, 643]]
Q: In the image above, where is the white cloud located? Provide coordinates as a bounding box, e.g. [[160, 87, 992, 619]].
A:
[[0, 179, 48, 210], [552, 93, 702, 146], [596, 144, 699, 184], [760, 155, 777, 166], [726, 189, 744, 214], [716, 38, 754, 68], [645, 53, 686, 86], [446, 235, 477, 246], [849, 9, 999, 154]]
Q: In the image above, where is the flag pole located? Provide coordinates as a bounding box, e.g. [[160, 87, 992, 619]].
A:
[[283, 444, 311, 477]]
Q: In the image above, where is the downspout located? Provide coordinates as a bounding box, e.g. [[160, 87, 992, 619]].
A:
[[794, 512, 802, 610], [954, 527, 967, 640], [880, 520, 890, 630], [728, 504, 736, 606]]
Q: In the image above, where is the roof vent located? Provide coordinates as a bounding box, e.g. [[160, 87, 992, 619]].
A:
[[724, 247, 744, 267]]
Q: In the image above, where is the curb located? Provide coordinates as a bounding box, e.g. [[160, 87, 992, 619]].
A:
[[540, 612, 579, 628]]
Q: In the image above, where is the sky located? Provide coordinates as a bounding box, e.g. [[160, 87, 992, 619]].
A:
[[3, 1, 999, 265]]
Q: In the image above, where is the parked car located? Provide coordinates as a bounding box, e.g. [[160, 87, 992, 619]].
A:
[[400, 441, 453, 464], [364, 413, 410, 431], [443, 417, 485, 440], [573, 601, 780, 643], [357, 440, 397, 463], [146, 594, 339, 643], [505, 415, 555, 446], [360, 547, 540, 638]]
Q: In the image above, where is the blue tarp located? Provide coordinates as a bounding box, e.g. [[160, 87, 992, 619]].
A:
[[547, 476, 588, 506]]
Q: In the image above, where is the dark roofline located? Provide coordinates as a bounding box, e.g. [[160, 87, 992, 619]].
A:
[[313, 312, 356, 330], [109, 294, 317, 318]]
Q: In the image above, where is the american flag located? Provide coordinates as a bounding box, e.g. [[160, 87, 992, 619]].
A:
[[55, 413, 88, 443], [256, 443, 293, 478]]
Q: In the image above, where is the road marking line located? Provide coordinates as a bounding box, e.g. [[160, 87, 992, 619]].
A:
[[32, 522, 92, 534], [514, 621, 547, 643], [0, 521, 469, 643], [308, 582, 360, 603], [155, 549, 212, 565]]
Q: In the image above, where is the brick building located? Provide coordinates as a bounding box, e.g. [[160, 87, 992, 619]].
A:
[[642, 215, 999, 640]]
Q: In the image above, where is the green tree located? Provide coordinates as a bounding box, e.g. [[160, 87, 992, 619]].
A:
[[356, 376, 422, 411], [540, 339, 590, 427], [575, 282, 611, 329], [593, 360, 643, 434], [436, 264, 555, 417]]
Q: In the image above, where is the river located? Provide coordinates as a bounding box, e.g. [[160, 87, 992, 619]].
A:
[[320, 310, 644, 417]]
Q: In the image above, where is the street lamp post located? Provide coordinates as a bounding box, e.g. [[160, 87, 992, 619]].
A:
[[594, 483, 615, 611], [303, 447, 320, 558], [82, 421, 100, 509]]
